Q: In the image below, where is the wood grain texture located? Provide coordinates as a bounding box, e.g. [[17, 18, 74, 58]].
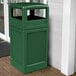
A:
[[0, 56, 68, 76]]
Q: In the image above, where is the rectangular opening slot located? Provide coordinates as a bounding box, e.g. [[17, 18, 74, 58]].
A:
[[11, 8, 22, 20], [27, 9, 46, 20]]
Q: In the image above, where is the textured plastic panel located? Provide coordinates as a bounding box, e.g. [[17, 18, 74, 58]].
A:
[[26, 31, 46, 65], [10, 27, 48, 73]]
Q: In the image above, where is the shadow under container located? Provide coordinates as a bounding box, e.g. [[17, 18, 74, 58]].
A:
[[9, 2, 49, 73]]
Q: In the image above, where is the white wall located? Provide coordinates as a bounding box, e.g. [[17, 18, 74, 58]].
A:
[[69, 0, 76, 73], [48, 0, 76, 74], [74, 0, 76, 72], [61, 0, 76, 75], [48, 0, 63, 70]]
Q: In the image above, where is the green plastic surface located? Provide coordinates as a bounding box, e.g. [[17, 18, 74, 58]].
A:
[[9, 2, 49, 73]]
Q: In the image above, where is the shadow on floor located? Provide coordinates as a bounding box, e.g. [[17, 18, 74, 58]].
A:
[[0, 39, 10, 58]]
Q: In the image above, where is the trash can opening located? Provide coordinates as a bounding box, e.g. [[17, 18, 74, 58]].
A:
[[11, 8, 46, 21], [11, 8, 22, 20], [27, 9, 46, 20]]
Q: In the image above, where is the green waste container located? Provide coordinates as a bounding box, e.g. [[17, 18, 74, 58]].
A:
[[9, 2, 49, 73]]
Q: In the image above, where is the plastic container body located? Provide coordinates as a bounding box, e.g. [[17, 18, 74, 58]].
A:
[[9, 2, 49, 73]]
